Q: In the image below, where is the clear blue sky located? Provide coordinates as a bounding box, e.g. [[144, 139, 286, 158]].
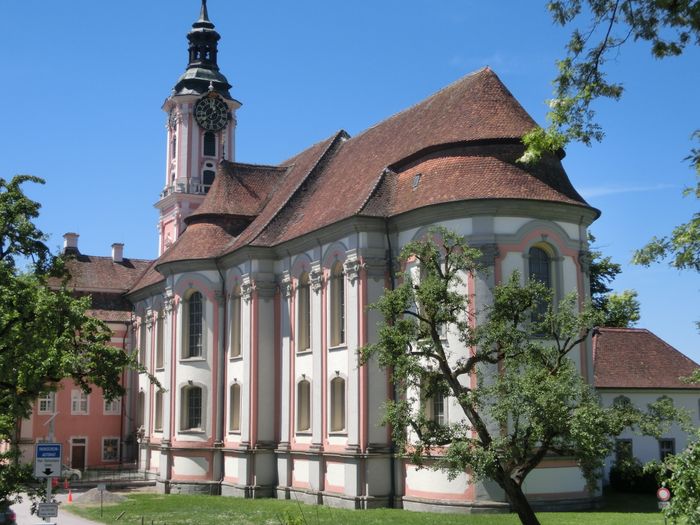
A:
[[2, 1, 698, 363]]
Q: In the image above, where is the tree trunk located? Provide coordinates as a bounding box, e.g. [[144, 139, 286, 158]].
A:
[[500, 476, 541, 525]]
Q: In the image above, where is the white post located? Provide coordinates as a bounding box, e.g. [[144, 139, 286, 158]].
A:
[[43, 411, 59, 523]]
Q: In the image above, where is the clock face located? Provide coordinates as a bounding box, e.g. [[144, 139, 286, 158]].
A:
[[194, 96, 229, 131]]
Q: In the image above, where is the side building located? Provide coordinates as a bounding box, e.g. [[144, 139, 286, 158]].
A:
[[594, 327, 700, 481], [20, 234, 151, 470]]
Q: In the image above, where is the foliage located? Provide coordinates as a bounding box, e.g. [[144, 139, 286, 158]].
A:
[[647, 429, 700, 524], [0, 175, 143, 504], [361, 227, 676, 525], [588, 233, 640, 327], [521, 0, 700, 163]]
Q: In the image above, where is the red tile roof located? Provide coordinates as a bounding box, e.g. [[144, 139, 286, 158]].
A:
[[53, 255, 152, 321], [60, 255, 152, 293], [593, 328, 700, 389], [131, 68, 597, 292]]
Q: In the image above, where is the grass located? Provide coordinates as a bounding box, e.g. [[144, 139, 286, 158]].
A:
[[67, 489, 668, 525]]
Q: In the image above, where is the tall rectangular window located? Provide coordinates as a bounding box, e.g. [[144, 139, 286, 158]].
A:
[[229, 384, 241, 432], [330, 263, 345, 346], [231, 292, 241, 358], [297, 274, 311, 352], [181, 386, 203, 431], [154, 391, 163, 431], [297, 380, 311, 432], [330, 377, 345, 432], [71, 390, 88, 415], [187, 292, 203, 358], [155, 311, 164, 369], [139, 321, 147, 366]]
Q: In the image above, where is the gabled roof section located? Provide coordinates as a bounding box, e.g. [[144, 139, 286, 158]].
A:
[[593, 327, 700, 389], [186, 161, 287, 224]]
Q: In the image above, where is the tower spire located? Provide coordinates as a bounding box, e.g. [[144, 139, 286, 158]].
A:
[[171, 0, 233, 99]]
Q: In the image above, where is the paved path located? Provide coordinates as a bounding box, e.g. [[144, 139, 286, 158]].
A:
[[12, 491, 103, 525]]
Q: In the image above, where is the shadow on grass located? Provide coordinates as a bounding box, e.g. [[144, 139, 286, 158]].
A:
[[597, 487, 660, 513]]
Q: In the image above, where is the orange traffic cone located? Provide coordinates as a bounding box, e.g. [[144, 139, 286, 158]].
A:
[[67, 489, 73, 503]]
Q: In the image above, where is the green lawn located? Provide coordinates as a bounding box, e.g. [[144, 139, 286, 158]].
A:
[[68, 490, 668, 525]]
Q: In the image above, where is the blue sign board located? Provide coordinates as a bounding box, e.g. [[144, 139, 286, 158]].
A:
[[34, 443, 62, 477]]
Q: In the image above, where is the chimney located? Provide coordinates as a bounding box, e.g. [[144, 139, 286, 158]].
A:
[[112, 243, 124, 263], [63, 232, 80, 255]]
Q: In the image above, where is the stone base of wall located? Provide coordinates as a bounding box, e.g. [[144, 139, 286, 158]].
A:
[[156, 479, 221, 495], [402, 496, 509, 514], [277, 487, 391, 510], [221, 481, 275, 499]]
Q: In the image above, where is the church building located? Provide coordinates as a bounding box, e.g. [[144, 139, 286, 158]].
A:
[[29, 0, 622, 512]]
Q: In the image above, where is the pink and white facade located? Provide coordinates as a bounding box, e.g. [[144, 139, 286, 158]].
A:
[[120, 2, 603, 511]]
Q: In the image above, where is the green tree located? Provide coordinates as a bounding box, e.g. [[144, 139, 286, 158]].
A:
[[521, 1, 699, 329], [588, 233, 640, 327], [0, 175, 142, 504], [362, 228, 674, 525]]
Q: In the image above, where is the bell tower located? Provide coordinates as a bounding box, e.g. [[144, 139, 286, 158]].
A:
[[156, 0, 241, 255]]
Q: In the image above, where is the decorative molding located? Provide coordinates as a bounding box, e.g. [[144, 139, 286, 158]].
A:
[[163, 295, 174, 314], [241, 281, 255, 303], [279, 277, 292, 299], [343, 258, 364, 285], [145, 311, 154, 330], [309, 269, 323, 293]]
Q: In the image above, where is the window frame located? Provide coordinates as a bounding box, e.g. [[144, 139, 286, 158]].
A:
[[230, 289, 241, 359], [329, 376, 346, 433], [101, 437, 120, 463], [180, 385, 205, 432], [229, 383, 241, 433], [659, 438, 676, 460], [155, 310, 165, 370], [103, 397, 121, 415], [329, 262, 346, 347], [296, 379, 311, 433], [203, 131, 217, 157], [154, 390, 164, 432], [297, 273, 311, 352], [71, 390, 89, 416], [182, 291, 205, 360], [38, 392, 56, 415]]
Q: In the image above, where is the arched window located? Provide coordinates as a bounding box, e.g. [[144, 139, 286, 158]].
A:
[[229, 383, 240, 432], [155, 310, 164, 369], [423, 389, 446, 426], [136, 391, 145, 428], [171, 136, 177, 159], [230, 288, 241, 358], [529, 246, 552, 321], [181, 385, 203, 431], [297, 273, 311, 352], [185, 292, 203, 358], [529, 247, 551, 287], [202, 170, 216, 193], [203, 132, 216, 156], [330, 377, 345, 432], [297, 380, 311, 432], [154, 390, 163, 432], [330, 263, 345, 346]]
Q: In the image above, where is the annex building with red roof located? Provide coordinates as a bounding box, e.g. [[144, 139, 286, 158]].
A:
[[23, 1, 699, 514], [593, 328, 700, 480]]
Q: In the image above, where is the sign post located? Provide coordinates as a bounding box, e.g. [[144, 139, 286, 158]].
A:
[[39, 411, 61, 524], [657, 486, 671, 525]]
